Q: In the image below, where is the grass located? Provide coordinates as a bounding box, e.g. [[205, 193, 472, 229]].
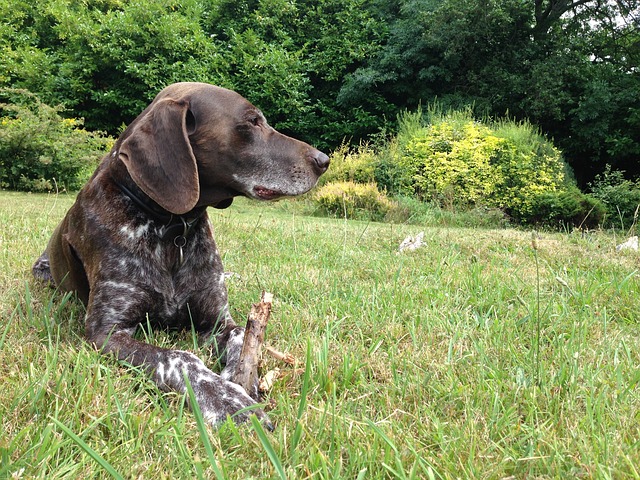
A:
[[1, 190, 639, 479]]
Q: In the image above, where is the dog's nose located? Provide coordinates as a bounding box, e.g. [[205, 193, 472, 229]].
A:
[[312, 151, 330, 173]]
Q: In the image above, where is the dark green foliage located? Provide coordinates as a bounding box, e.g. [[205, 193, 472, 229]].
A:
[[0, 89, 111, 192], [1, 0, 637, 191], [0, 0, 385, 146], [341, 0, 640, 182], [373, 153, 413, 201], [524, 187, 606, 229], [589, 166, 640, 231], [9, 0, 233, 133], [222, 30, 311, 133]]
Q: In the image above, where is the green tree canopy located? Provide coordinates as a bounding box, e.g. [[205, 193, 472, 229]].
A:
[[341, 0, 640, 182], [1, 0, 638, 182]]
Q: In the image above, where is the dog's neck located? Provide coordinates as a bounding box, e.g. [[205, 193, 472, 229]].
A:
[[106, 161, 206, 241]]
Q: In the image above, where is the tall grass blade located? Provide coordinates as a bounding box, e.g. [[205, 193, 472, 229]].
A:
[[366, 419, 410, 479], [250, 415, 287, 480], [50, 417, 123, 480], [532, 232, 541, 386], [0, 306, 16, 349], [183, 373, 226, 480], [365, 419, 398, 453], [291, 341, 312, 455]]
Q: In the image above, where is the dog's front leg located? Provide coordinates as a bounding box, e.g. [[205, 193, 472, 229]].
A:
[[217, 326, 244, 379], [87, 318, 271, 428], [213, 324, 263, 401], [150, 347, 269, 427]]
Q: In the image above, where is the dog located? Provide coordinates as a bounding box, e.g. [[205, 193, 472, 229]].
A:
[[32, 82, 329, 428]]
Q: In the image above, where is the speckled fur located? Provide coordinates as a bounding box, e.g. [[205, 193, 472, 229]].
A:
[[32, 83, 329, 429]]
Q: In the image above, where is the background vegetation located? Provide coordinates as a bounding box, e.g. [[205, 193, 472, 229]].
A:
[[1, 0, 639, 229], [1, 0, 639, 182], [0, 88, 111, 191], [314, 109, 634, 230]]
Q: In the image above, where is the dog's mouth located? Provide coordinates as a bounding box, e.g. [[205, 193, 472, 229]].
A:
[[253, 186, 284, 200]]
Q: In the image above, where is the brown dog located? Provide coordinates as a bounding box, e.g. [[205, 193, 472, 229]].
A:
[[33, 82, 329, 427]]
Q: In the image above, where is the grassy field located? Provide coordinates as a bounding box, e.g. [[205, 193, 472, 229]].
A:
[[1, 190, 639, 479]]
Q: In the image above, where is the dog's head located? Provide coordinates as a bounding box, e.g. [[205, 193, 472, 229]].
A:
[[116, 82, 329, 214]]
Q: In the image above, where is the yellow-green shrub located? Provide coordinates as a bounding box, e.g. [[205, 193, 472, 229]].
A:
[[320, 143, 377, 185], [314, 181, 395, 221], [491, 119, 568, 220], [403, 120, 504, 207], [316, 107, 584, 227], [392, 110, 568, 219], [0, 89, 112, 192]]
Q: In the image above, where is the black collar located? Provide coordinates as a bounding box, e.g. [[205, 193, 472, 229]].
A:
[[112, 179, 207, 242]]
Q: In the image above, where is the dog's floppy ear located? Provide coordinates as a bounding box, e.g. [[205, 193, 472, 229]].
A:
[[118, 98, 199, 215]]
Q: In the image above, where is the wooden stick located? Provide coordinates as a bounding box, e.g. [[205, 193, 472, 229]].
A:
[[233, 291, 273, 400], [264, 345, 296, 365]]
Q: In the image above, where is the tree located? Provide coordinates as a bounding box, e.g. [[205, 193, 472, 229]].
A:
[[2, 0, 637, 180], [533, 0, 596, 40], [1, 0, 386, 148], [342, 0, 640, 182], [201, 0, 387, 146]]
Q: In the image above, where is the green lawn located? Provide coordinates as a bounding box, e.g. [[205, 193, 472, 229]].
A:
[[1, 190, 639, 479]]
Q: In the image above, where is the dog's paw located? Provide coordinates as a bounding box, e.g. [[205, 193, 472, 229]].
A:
[[158, 349, 273, 430], [32, 252, 55, 285], [195, 374, 273, 430]]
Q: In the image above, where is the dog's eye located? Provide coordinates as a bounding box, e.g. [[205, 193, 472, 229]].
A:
[[249, 116, 260, 126]]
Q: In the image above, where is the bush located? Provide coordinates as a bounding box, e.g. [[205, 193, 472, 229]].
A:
[[491, 118, 569, 219], [0, 89, 112, 192], [320, 143, 378, 186], [588, 166, 640, 230], [378, 107, 570, 221], [314, 106, 597, 230], [373, 139, 413, 198], [524, 187, 606, 229], [314, 181, 395, 221], [402, 119, 504, 207]]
